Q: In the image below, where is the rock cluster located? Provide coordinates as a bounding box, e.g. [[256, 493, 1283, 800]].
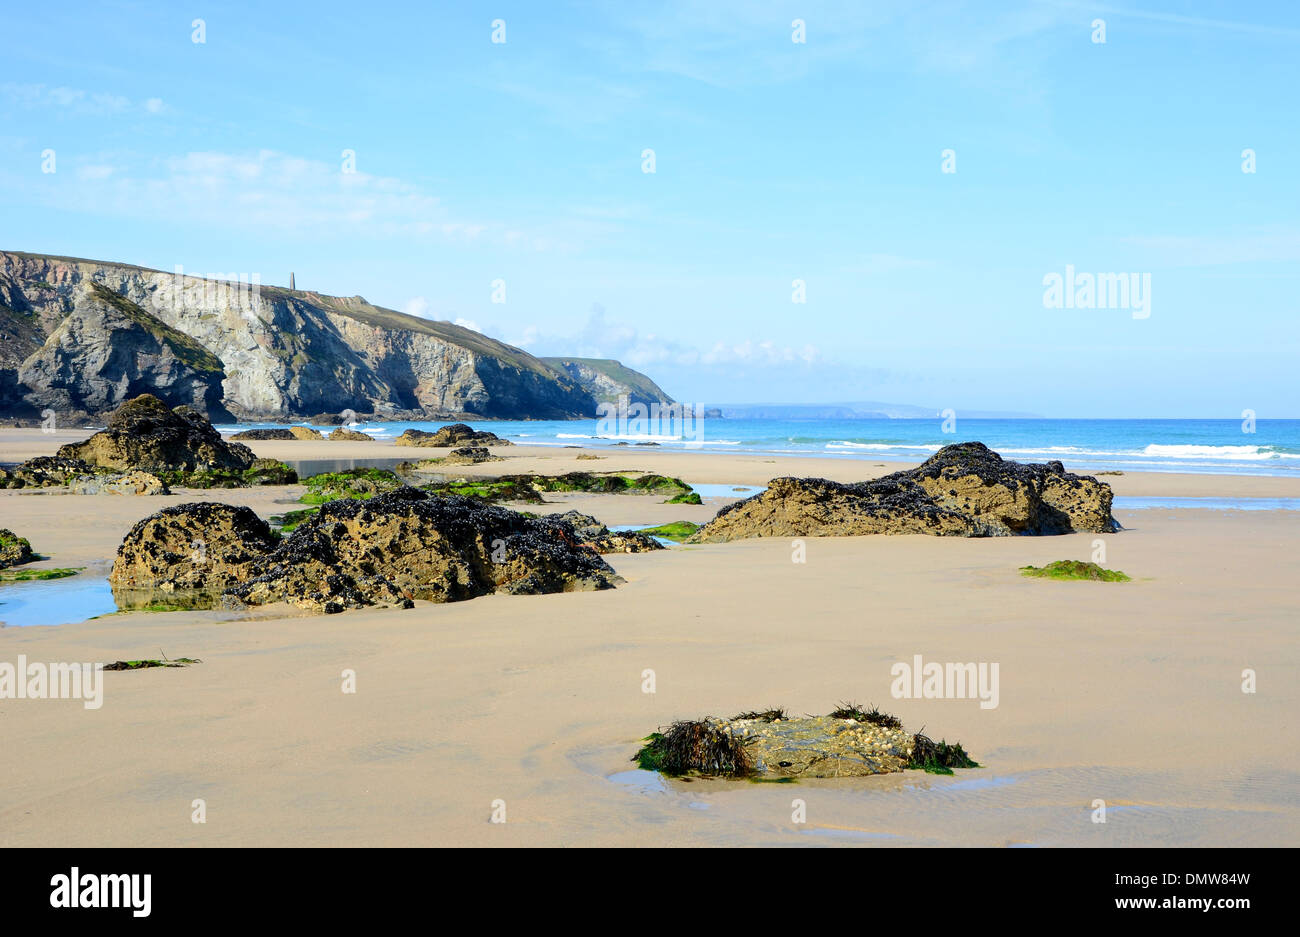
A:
[[0, 455, 169, 494], [111, 487, 622, 613], [690, 442, 1117, 541], [328, 426, 375, 441], [395, 424, 511, 447], [57, 394, 255, 472]]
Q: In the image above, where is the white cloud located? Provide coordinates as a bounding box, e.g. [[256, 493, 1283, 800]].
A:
[[1, 83, 161, 117], [16, 148, 529, 242]]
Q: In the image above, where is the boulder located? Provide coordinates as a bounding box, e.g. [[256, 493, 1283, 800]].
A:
[[441, 446, 499, 465], [0, 528, 34, 568], [394, 423, 511, 447], [68, 470, 170, 496], [634, 709, 978, 780], [57, 394, 255, 472], [328, 426, 375, 441], [551, 510, 663, 554], [230, 428, 296, 440], [690, 442, 1117, 542], [109, 503, 279, 607], [288, 426, 324, 441], [111, 488, 621, 613]]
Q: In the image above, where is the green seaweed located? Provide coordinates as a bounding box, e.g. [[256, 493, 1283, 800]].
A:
[[632, 721, 751, 778], [636, 521, 700, 541], [301, 468, 403, 504], [828, 702, 904, 730], [906, 734, 980, 775], [665, 492, 702, 505], [103, 657, 201, 671], [0, 567, 83, 582], [1020, 560, 1131, 582]]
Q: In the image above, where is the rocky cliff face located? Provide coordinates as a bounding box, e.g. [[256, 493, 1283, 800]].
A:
[[0, 250, 601, 420], [540, 357, 674, 407]]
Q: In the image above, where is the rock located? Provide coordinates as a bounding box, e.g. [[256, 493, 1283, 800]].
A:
[[109, 503, 279, 607], [394, 423, 512, 447], [0, 455, 98, 488], [230, 428, 296, 440], [67, 470, 170, 496], [442, 446, 499, 465], [328, 426, 375, 441], [301, 468, 403, 503], [56, 394, 255, 472], [635, 709, 978, 780], [690, 442, 1117, 541], [551, 511, 663, 554], [0, 528, 35, 568], [111, 488, 622, 613], [288, 426, 324, 440]]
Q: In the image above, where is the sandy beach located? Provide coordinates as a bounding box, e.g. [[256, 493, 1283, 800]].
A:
[[2, 430, 1297, 847]]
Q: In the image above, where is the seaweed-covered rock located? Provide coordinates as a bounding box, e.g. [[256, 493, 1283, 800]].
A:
[[232, 489, 621, 611], [0, 528, 35, 568], [691, 442, 1117, 542], [442, 446, 499, 464], [551, 511, 663, 554], [111, 488, 621, 613], [635, 708, 979, 780], [300, 468, 404, 503], [57, 394, 255, 472], [109, 502, 279, 607], [395, 423, 512, 447], [0, 456, 98, 488], [67, 470, 170, 496], [230, 428, 296, 440]]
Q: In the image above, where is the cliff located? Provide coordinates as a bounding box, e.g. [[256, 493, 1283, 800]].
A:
[[540, 356, 674, 407], [0, 250, 605, 421]]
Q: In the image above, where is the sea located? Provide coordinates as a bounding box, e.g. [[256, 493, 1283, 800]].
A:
[[216, 417, 1300, 478]]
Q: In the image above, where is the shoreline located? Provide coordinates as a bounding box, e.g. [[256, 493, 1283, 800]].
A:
[[3, 427, 1300, 497]]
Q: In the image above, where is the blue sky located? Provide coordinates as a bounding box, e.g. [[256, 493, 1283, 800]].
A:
[[2, 0, 1297, 417]]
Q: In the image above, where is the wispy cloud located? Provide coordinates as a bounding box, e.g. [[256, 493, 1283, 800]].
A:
[[0, 82, 165, 117]]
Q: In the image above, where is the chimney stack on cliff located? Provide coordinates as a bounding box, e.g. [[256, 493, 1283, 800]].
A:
[[289, 272, 296, 290]]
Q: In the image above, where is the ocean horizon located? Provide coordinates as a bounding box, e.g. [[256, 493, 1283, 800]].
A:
[[215, 416, 1300, 478]]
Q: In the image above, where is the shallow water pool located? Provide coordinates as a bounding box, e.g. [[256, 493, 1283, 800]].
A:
[[0, 576, 117, 628]]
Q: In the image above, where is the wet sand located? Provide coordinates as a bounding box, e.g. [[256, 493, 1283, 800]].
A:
[[1, 429, 1297, 846]]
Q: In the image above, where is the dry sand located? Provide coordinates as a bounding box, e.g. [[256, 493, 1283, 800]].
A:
[[1, 429, 1297, 846]]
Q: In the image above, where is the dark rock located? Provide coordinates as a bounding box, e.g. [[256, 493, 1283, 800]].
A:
[[57, 394, 255, 472], [394, 423, 512, 448], [551, 511, 664, 554], [111, 487, 622, 613], [691, 442, 1118, 541]]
